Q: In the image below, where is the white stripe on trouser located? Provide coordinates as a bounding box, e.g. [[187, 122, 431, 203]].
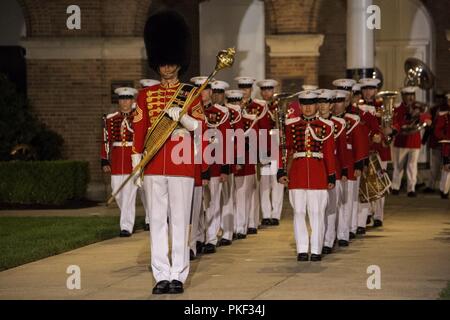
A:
[[220, 174, 235, 241], [260, 174, 285, 220], [234, 175, 255, 234], [111, 175, 138, 233], [144, 175, 194, 284], [189, 186, 203, 255], [336, 179, 350, 241], [350, 177, 360, 234], [289, 189, 328, 254], [428, 149, 442, 189], [205, 177, 222, 245], [248, 174, 260, 229], [373, 160, 388, 222], [440, 170, 450, 194], [392, 147, 420, 192], [324, 182, 338, 248], [138, 187, 150, 224]]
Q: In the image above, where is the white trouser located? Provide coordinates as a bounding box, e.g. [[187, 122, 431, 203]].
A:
[[111, 175, 138, 233], [205, 177, 222, 245], [324, 181, 341, 248], [336, 179, 350, 241], [234, 174, 255, 234], [220, 174, 235, 241], [260, 173, 285, 220], [350, 177, 360, 234], [289, 189, 328, 255], [373, 161, 388, 222], [440, 170, 450, 194], [248, 173, 260, 229], [392, 147, 420, 192], [144, 175, 194, 284], [189, 186, 203, 255], [428, 149, 442, 189], [138, 187, 150, 224]]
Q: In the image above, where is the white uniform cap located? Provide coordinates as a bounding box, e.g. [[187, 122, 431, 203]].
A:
[[114, 87, 138, 98], [315, 89, 335, 100], [140, 79, 160, 88], [334, 89, 350, 99], [352, 83, 362, 92], [225, 90, 244, 99], [234, 76, 256, 87], [298, 90, 318, 104], [302, 84, 319, 91], [190, 76, 210, 87], [401, 86, 418, 94], [211, 80, 230, 91], [359, 78, 381, 88], [332, 79, 357, 90], [256, 79, 279, 89]]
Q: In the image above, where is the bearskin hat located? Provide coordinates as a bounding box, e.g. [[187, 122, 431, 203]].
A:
[[144, 10, 192, 75]]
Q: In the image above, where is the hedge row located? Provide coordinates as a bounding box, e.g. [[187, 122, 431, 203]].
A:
[[0, 161, 90, 205]]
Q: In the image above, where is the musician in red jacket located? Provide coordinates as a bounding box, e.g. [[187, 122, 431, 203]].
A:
[[391, 86, 432, 197], [317, 89, 349, 254], [278, 91, 336, 262], [101, 87, 139, 237], [132, 11, 203, 295], [434, 94, 450, 198]]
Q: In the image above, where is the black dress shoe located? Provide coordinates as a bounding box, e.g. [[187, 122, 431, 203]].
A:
[[441, 191, 449, 199], [203, 243, 216, 254], [144, 223, 150, 231], [261, 218, 272, 226], [423, 187, 435, 194], [232, 233, 238, 240], [356, 227, 366, 235], [196, 241, 204, 254], [152, 280, 170, 294], [407, 191, 417, 198], [310, 254, 322, 261], [391, 189, 400, 195], [297, 253, 309, 261], [219, 238, 232, 246], [349, 232, 356, 239], [247, 228, 258, 235], [168, 280, 184, 294], [119, 230, 131, 237], [237, 233, 247, 239], [338, 240, 349, 247], [366, 215, 372, 225], [322, 246, 332, 255], [271, 218, 280, 226], [373, 219, 383, 227], [189, 249, 196, 261]]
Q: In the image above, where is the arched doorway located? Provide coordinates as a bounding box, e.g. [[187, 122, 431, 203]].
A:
[[199, 0, 265, 91]]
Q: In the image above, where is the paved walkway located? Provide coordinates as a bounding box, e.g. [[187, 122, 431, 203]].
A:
[[0, 194, 448, 300]]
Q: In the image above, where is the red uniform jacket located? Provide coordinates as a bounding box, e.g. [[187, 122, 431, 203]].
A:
[[132, 81, 203, 177], [101, 111, 134, 175], [284, 115, 336, 190], [204, 103, 232, 177], [194, 117, 209, 187], [434, 111, 450, 164], [393, 102, 432, 149], [226, 103, 245, 175], [330, 115, 349, 180], [365, 100, 391, 161]]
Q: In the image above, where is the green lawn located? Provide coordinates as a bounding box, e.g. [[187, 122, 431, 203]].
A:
[[0, 215, 145, 271]]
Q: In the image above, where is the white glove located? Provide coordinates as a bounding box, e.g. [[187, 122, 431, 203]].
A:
[[131, 153, 143, 188], [179, 114, 199, 131], [166, 106, 182, 121]]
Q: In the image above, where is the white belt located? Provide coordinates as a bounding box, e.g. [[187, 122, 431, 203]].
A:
[[112, 142, 133, 147], [293, 151, 323, 159]]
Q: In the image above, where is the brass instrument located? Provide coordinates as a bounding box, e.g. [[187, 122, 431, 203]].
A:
[[107, 48, 236, 205], [376, 90, 398, 145], [272, 92, 300, 171], [359, 153, 392, 203]]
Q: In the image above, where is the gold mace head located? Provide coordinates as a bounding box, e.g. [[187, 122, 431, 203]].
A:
[[216, 47, 235, 70]]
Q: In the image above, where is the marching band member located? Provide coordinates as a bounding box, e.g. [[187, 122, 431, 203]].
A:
[[278, 91, 336, 262], [391, 86, 432, 197], [434, 94, 450, 198], [256, 79, 284, 227], [133, 11, 202, 294], [101, 87, 139, 237], [317, 89, 349, 254], [352, 83, 362, 105]]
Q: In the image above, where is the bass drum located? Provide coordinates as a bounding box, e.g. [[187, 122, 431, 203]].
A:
[[359, 153, 392, 203]]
